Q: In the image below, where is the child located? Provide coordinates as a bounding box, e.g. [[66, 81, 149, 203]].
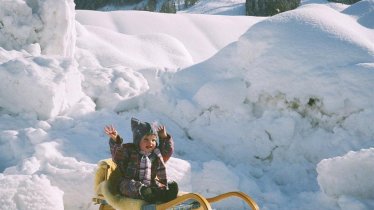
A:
[[104, 117, 178, 203]]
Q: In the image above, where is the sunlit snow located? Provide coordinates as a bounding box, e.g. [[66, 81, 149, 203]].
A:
[[0, 0, 373, 209]]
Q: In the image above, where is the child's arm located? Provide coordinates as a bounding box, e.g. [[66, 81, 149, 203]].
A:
[[109, 136, 125, 164], [105, 125, 125, 164], [157, 125, 174, 162]]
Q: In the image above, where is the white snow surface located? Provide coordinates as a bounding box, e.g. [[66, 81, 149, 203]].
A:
[[0, 0, 374, 209], [317, 148, 374, 200], [178, 0, 247, 15]]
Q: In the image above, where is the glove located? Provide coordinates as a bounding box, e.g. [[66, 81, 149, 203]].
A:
[[140, 185, 158, 203]]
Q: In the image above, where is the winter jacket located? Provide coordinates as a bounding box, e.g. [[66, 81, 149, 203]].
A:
[[109, 134, 174, 186]]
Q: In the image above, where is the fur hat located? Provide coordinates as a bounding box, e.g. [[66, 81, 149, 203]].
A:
[[131, 117, 158, 146]]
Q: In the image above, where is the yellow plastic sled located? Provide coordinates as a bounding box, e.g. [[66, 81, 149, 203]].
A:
[[93, 159, 260, 210]]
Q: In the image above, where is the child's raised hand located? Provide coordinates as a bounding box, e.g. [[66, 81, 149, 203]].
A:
[[104, 125, 118, 140], [157, 125, 168, 139]]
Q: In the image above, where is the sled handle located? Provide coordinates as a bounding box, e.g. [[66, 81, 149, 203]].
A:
[[156, 193, 212, 210], [206, 191, 259, 210]]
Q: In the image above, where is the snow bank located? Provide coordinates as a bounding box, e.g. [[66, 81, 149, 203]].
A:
[[192, 160, 242, 208], [74, 10, 263, 110], [342, 0, 374, 29], [172, 3, 374, 115], [0, 0, 90, 119], [236, 3, 374, 113], [162, 3, 374, 209], [79, 64, 149, 110], [317, 148, 374, 205], [0, 48, 91, 119], [4, 142, 96, 210], [178, 0, 246, 15], [75, 22, 193, 70], [1, 0, 374, 210], [0, 124, 47, 171], [0, 0, 76, 57], [76, 10, 263, 64], [0, 174, 64, 210]]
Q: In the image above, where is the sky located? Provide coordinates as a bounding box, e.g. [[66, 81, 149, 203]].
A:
[[0, 0, 374, 209]]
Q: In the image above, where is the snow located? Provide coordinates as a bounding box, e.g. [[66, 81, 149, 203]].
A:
[[0, 0, 374, 209], [178, 0, 247, 16], [0, 0, 76, 57], [75, 10, 263, 64], [317, 148, 374, 199], [0, 47, 88, 119], [0, 174, 64, 210]]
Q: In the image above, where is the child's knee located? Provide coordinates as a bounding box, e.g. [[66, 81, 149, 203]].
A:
[[119, 179, 143, 198]]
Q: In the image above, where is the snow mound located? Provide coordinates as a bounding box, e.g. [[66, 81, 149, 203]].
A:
[[178, 0, 246, 16], [4, 142, 96, 210], [76, 10, 262, 64], [0, 0, 92, 119], [0, 48, 91, 119], [1, 0, 374, 209], [0, 0, 76, 57], [173, 3, 374, 115], [79, 64, 149, 110], [164, 5, 374, 209], [193, 160, 239, 195], [236, 3, 374, 112], [317, 148, 374, 199], [0, 124, 50, 171], [0, 174, 64, 210], [76, 23, 193, 70], [342, 0, 374, 29]]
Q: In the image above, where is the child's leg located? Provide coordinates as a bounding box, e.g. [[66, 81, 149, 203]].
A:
[[119, 179, 143, 199]]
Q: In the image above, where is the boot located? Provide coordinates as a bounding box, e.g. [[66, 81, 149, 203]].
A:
[[161, 181, 178, 203]]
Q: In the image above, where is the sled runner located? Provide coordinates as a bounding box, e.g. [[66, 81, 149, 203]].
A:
[[93, 159, 260, 210]]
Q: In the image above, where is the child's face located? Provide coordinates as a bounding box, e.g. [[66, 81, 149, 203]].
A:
[[139, 134, 157, 153]]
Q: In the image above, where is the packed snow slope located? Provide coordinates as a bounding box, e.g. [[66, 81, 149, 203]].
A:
[[97, 0, 247, 16], [0, 0, 374, 210], [178, 0, 247, 15], [75, 9, 263, 65]]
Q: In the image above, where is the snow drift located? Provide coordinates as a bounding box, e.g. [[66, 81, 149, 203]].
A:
[[0, 0, 89, 119], [0, 47, 87, 119], [317, 148, 374, 200], [0, 0, 374, 210], [172, 3, 374, 114], [0, 0, 76, 57]]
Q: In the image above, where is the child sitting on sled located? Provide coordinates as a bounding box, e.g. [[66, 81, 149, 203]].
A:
[[104, 117, 178, 203]]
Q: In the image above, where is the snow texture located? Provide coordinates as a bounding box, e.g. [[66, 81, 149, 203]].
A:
[[0, 0, 373, 209]]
